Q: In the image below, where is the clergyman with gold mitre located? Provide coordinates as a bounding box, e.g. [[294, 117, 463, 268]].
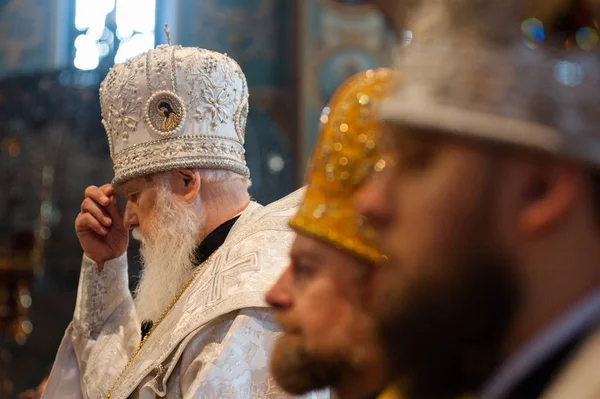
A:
[[266, 69, 398, 399]]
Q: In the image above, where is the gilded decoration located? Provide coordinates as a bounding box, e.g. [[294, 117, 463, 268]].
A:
[[144, 91, 186, 138], [290, 68, 394, 262], [298, 0, 395, 173]]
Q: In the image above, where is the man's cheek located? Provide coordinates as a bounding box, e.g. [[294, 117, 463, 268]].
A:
[[297, 305, 335, 345], [310, 303, 352, 339], [382, 224, 404, 260]]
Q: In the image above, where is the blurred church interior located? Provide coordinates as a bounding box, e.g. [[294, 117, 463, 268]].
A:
[[0, 0, 395, 395]]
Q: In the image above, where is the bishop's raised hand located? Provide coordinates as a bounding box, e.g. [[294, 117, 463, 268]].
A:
[[75, 184, 129, 268]]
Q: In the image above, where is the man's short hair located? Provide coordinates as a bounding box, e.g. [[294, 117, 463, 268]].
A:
[[195, 169, 252, 189]]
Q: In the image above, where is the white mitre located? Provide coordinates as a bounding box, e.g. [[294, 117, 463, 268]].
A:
[[100, 43, 249, 186], [379, 0, 600, 167]]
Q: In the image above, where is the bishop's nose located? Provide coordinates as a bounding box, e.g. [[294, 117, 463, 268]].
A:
[[123, 201, 139, 231]]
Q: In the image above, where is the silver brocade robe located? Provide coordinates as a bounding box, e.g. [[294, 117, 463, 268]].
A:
[[43, 188, 329, 399]]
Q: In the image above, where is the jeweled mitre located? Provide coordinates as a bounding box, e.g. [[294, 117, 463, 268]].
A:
[[380, 0, 600, 167], [290, 69, 394, 263], [99, 45, 249, 186]]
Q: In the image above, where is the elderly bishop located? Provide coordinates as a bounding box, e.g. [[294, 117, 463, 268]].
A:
[[42, 42, 327, 399]]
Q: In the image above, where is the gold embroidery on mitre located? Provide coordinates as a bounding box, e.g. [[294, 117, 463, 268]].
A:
[[144, 90, 186, 138], [290, 68, 395, 262]]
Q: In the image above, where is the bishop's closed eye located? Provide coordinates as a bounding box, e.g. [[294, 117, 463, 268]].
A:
[[128, 192, 139, 203]]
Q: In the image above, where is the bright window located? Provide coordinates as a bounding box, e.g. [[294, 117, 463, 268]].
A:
[[73, 0, 156, 70]]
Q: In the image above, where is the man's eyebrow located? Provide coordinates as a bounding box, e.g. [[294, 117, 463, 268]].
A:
[[290, 250, 321, 265], [117, 186, 130, 197], [118, 181, 143, 197]]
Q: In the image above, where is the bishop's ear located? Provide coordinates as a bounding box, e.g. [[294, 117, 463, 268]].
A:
[[171, 169, 201, 201]]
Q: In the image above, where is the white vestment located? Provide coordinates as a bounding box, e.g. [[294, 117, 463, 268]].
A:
[[480, 288, 600, 399], [43, 188, 329, 399]]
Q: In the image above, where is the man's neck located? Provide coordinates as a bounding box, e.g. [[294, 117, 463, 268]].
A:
[[197, 199, 250, 244], [480, 286, 600, 399], [334, 368, 386, 399], [503, 271, 600, 358], [193, 215, 241, 266], [503, 226, 600, 356], [483, 233, 600, 398]]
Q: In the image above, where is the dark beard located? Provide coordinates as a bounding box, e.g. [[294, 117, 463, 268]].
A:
[[270, 333, 350, 395], [376, 244, 520, 399]]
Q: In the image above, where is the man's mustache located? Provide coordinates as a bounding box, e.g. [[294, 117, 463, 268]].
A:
[[274, 312, 302, 335], [131, 228, 144, 243]]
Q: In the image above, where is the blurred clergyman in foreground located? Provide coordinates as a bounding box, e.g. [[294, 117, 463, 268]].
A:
[[42, 39, 327, 398], [357, 0, 600, 398], [267, 69, 394, 399]]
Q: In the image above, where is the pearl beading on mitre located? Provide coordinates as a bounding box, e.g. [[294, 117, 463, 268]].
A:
[[111, 136, 248, 186], [99, 45, 250, 185]]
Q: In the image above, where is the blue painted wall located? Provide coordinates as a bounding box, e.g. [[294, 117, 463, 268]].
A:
[[0, 0, 67, 78], [298, 0, 396, 175], [172, 0, 296, 203], [174, 0, 291, 89]]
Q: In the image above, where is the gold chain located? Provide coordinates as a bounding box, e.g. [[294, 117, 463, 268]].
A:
[[106, 252, 216, 398]]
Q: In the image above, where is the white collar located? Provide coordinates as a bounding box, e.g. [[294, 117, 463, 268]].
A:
[[480, 287, 600, 399]]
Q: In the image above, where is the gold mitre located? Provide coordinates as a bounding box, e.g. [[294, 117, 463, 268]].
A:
[[290, 69, 394, 262]]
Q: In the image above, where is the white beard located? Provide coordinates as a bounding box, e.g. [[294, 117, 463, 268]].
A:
[[132, 185, 202, 322]]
